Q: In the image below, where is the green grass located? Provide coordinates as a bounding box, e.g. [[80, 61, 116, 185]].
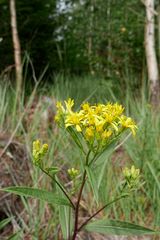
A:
[[0, 75, 160, 238]]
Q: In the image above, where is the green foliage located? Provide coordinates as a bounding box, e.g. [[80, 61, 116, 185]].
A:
[[0, 0, 13, 70], [0, 0, 57, 75], [59, 205, 73, 239], [7, 231, 22, 240], [85, 219, 156, 235], [3, 186, 71, 206], [0, 0, 145, 83], [2, 94, 153, 239], [0, 218, 12, 230], [0, 76, 160, 238], [85, 166, 99, 204], [53, 0, 145, 77]]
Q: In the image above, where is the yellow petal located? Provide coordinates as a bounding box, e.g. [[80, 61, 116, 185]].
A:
[[76, 125, 82, 132]]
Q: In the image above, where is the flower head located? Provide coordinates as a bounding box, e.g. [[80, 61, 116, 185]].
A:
[[119, 115, 137, 136], [81, 102, 90, 112], [55, 101, 65, 122], [85, 126, 95, 141], [65, 112, 84, 132], [32, 140, 48, 166], [55, 99, 137, 152], [65, 98, 74, 113]]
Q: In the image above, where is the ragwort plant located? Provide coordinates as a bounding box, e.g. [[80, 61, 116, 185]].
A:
[[3, 99, 156, 239]]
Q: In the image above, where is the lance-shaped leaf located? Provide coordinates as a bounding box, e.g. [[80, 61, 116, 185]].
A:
[[2, 187, 71, 207], [85, 166, 99, 204], [85, 219, 157, 235], [56, 177, 74, 240]]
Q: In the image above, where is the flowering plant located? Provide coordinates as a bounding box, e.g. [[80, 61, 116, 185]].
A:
[[2, 99, 156, 239], [56, 99, 137, 146]]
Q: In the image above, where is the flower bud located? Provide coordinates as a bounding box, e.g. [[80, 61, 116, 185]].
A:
[[123, 165, 140, 190], [32, 140, 48, 166], [68, 168, 79, 179]]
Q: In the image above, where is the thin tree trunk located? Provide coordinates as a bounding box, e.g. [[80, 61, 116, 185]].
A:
[[107, 0, 111, 78], [10, 0, 22, 102], [88, 2, 94, 75], [144, 0, 160, 105], [157, 5, 160, 67]]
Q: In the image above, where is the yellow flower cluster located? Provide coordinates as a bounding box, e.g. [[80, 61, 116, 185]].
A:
[[32, 140, 48, 165], [55, 98, 137, 150]]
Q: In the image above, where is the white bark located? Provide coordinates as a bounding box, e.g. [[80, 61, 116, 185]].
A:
[[10, 0, 22, 99], [145, 0, 159, 104]]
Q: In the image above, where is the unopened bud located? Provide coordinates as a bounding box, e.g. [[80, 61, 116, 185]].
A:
[[68, 168, 79, 179]]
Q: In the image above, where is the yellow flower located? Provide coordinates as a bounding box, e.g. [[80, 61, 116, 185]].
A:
[[96, 122, 104, 132], [55, 101, 65, 122], [56, 101, 65, 114], [101, 130, 112, 140], [65, 112, 84, 132], [42, 143, 49, 154], [87, 115, 95, 125], [85, 126, 94, 140], [33, 140, 40, 152], [119, 115, 137, 136], [55, 98, 137, 151], [94, 118, 105, 132], [64, 98, 74, 113], [112, 103, 124, 116], [81, 102, 90, 112], [95, 104, 105, 114], [104, 113, 114, 123], [103, 103, 124, 119]]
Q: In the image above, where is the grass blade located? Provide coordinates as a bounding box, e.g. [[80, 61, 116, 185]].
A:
[[0, 218, 12, 230]]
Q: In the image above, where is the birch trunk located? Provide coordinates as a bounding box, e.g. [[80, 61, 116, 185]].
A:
[[157, 5, 160, 62], [145, 0, 160, 105], [10, 0, 22, 101]]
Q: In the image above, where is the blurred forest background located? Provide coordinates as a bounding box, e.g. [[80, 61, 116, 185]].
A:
[[0, 0, 148, 84], [0, 0, 160, 239]]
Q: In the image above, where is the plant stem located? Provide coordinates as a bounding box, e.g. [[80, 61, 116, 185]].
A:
[[71, 150, 91, 240], [77, 194, 128, 232], [40, 167, 75, 209], [72, 170, 87, 240]]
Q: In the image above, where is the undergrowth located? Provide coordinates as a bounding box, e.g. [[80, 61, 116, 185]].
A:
[[0, 75, 159, 239]]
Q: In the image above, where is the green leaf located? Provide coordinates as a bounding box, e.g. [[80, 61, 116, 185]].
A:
[[85, 219, 156, 235], [67, 127, 84, 152], [56, 178, 73, 240], [85, 166, 99, 204], [94, 141, 115, 166], [96, 146, 113, 189], [59, 205, 73, 240], [0, 218, 12, 230], [2, 187, 71, 207]]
